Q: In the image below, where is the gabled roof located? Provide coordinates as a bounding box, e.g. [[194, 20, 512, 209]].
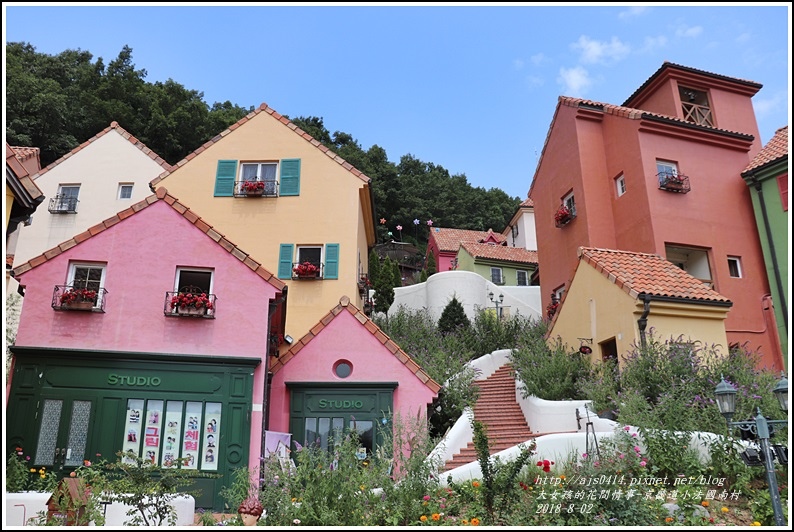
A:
[[743, 126, 788, 175], [10, 146, 40, 163], [150, 103, 373, 188], [429, 227, 506, 253], [6, 143, 44, 202], [459, 241, 538, 265], [30, 121, 172, 181], [578, 247, 731, 304], [270, 295, 441, 394], [11, 187, 286, 292]]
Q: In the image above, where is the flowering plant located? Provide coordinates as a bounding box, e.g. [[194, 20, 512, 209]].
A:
[[60, 287, 97, 305], [238, 497, 263, 517], [170, 292, 214, 311], [241, 181, 265, 193], [546, 301, 560, 319], [293, 261, 320, 277], [554, 205, 571, 223], [6, 447, 58, 493]]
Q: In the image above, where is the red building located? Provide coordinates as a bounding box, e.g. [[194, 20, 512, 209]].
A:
[[529, 62, 784, 372]]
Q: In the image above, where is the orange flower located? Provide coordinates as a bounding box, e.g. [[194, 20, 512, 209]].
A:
[[471, 517, 480, 526], [721, 507, 729, 513], [420, 515, 427, 522], [432, 513, 440, 521], [665, 517, 674, 523], [471, 481, 480, 488], [461, 519, 469, 525], [701, 501, 710, 507]]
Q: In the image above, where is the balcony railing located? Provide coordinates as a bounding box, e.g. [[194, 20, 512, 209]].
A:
[[358, 274, 371, 298], [292, 262, 324, 280], [233, 180, 278, 198], [52, 285, 107, 312], [48, 195, 79, 214], [681, 101, 713, 127], [164, 288, 216, 318], [554, 204, 577, 228], [658, 172, 691, 194]]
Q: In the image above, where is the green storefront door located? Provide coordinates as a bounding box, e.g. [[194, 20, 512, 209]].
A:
[[32, 393, 95, 478], [288, 384, 395, 457]]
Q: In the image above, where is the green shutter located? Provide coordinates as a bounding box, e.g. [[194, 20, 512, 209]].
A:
[[214, 160, 237, 196], [278, 244, 294, 279], [324, 243, 339, 280], [280, 159, 301, 196]]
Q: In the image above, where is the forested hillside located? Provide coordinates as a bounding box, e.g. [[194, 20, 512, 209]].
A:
[[6, 42, 521, 250]]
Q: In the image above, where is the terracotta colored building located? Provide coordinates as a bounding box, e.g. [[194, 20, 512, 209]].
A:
[[426, 227, 505, 273], [529, 62, 784, 371]]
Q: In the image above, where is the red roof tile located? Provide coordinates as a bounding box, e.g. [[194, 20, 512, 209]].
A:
[[429, 227, 506, 253], [6, 143, 44, 200], [269, 296, 442, 394], [744, 126, 788, 174], [150, 103, 373, 188], [459, 242, 538, 265], [30, 122, 172, 181], [11, 187, 285, 292], [578, 247, 731, 303], [10, 146, 40, 162]]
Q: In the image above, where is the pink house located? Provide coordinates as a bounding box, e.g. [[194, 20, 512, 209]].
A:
[[426, 227, 505, 272], [268, 296, 440, 460], [8, 187, 286, 511]]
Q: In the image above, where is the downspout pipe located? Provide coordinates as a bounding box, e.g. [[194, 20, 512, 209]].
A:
[[751, 177, 788, 332], [638, 294, 652, 349]]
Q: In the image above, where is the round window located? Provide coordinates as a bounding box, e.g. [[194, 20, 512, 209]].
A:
[[334, 360, 352, 379]]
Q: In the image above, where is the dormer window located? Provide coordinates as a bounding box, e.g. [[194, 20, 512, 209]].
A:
[[679, 86, 713, 127]]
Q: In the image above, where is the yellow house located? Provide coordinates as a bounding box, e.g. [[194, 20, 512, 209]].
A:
[[150, 104, 377, 353], [548, 247, 733, 364]]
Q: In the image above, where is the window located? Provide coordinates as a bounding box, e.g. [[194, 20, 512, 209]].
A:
[[278, 243, 339, 280], [656, 160, 678, 180], [778, 174, 788, 212], [665, 245, 713, 288], [727, 256, 742, 278], [50, 185, 80, 213], [240, 162, 278, 196], [68, 262, 106, 307], [491, 267, 504, 285], [615, 174, 626, 197], [118, 184, 133, 199], [678, 86, 713, 127], [175, 268, 213, 294], [517, 270, 529, 286], [563, 191, 576, 214], [554, 285, 566, 302]]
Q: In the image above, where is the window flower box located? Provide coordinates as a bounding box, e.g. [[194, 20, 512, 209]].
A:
[[554, 204, 576, 228], [165, 289, 216, 318], [52, 285, 107, 312], [292, 261, 321, 280], [240, 181, 266, 197], [658, 172, 691, 193]]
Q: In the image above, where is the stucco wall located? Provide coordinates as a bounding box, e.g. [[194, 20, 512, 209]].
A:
[[388, 270, 542, 323], [151, 110, 370, 348], [12, 131, 167, 267]]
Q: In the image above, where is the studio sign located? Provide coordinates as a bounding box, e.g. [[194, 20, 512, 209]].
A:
[[317, 398, 364, 409], [108, 374, 161, 387]]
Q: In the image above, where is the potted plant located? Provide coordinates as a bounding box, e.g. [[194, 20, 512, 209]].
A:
[[661, 173, 684, 189], [293, 261, 320, 278], [237, 497, 263, 526], [169, 292, 213, 316], [240, 181, 266, 196], [554, 205, 572, 226], [60, 288, 98, 310]]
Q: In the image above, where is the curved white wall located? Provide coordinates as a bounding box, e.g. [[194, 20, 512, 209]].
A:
[[388, 270, 542, 322]]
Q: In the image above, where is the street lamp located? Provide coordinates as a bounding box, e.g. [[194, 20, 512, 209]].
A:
[[488, 291, 504, 319], [714, 373, 788, 526]]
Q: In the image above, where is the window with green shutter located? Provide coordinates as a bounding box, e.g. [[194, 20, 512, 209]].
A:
[[278, 244, 294, 279], [324, 244, 339, 279], [214, 160, 238, 197], [279, 159, 301, 196]]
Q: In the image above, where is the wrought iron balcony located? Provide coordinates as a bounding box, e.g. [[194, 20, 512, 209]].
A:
[[292, 262, 324, 280], [48, 195, 79, 214], [658, 172, 691, 193], [233, 180, 278, 198], [52, 285, 107, 312], [554, 204, 577, 228], [164, 287, 216, 318]]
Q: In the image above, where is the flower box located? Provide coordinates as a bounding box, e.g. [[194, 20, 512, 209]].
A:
[[54, 286, 102, 311], [63, 300, 95, 311], [240, 181, 266, 197], [554, 205, 575, 228], [292, 262, 321, 279], [176, 306, 207, 316], [166, 290, 216, 317]]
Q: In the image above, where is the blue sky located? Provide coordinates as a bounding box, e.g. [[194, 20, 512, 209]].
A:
[[3, 3, 791, 199]]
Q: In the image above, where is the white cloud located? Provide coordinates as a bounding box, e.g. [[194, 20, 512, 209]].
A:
[[558, 66, 592, 97], [524, 75, 544, 89], [530, 52, 548, 66], [735, 32, 752, 44], [674, 24, 703, 38], [618, 7, 649, 20], [639, 35, 668, 53], [571, 35, 631, 65], [513, 59, 525, 70]]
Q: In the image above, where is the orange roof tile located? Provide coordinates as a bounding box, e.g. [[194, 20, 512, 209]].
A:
[[6, 143, 44, 200], [11, 187, 285, 292], [30, 122, 172, 181], [744, 126, 788, 174], [519, 197, 534, 208], [10, 146, 40, 162], [150, 103, 373, 188], [269, 296, 442, 394], [459, 241, 538, 265], [429, 227, 506, 253], [578, 247, 731, 303]]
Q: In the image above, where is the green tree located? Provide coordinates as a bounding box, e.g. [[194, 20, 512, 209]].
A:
[[426, 251, 437, 276], [438, 295, 470, 334], [373, 257, 396, 316]]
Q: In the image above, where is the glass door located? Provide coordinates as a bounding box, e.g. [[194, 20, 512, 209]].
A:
[[33, 396, 93, 476]]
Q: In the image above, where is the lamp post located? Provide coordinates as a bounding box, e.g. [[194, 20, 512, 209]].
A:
[[714, 373, 788, 526], [488, 291, 504, 319]]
